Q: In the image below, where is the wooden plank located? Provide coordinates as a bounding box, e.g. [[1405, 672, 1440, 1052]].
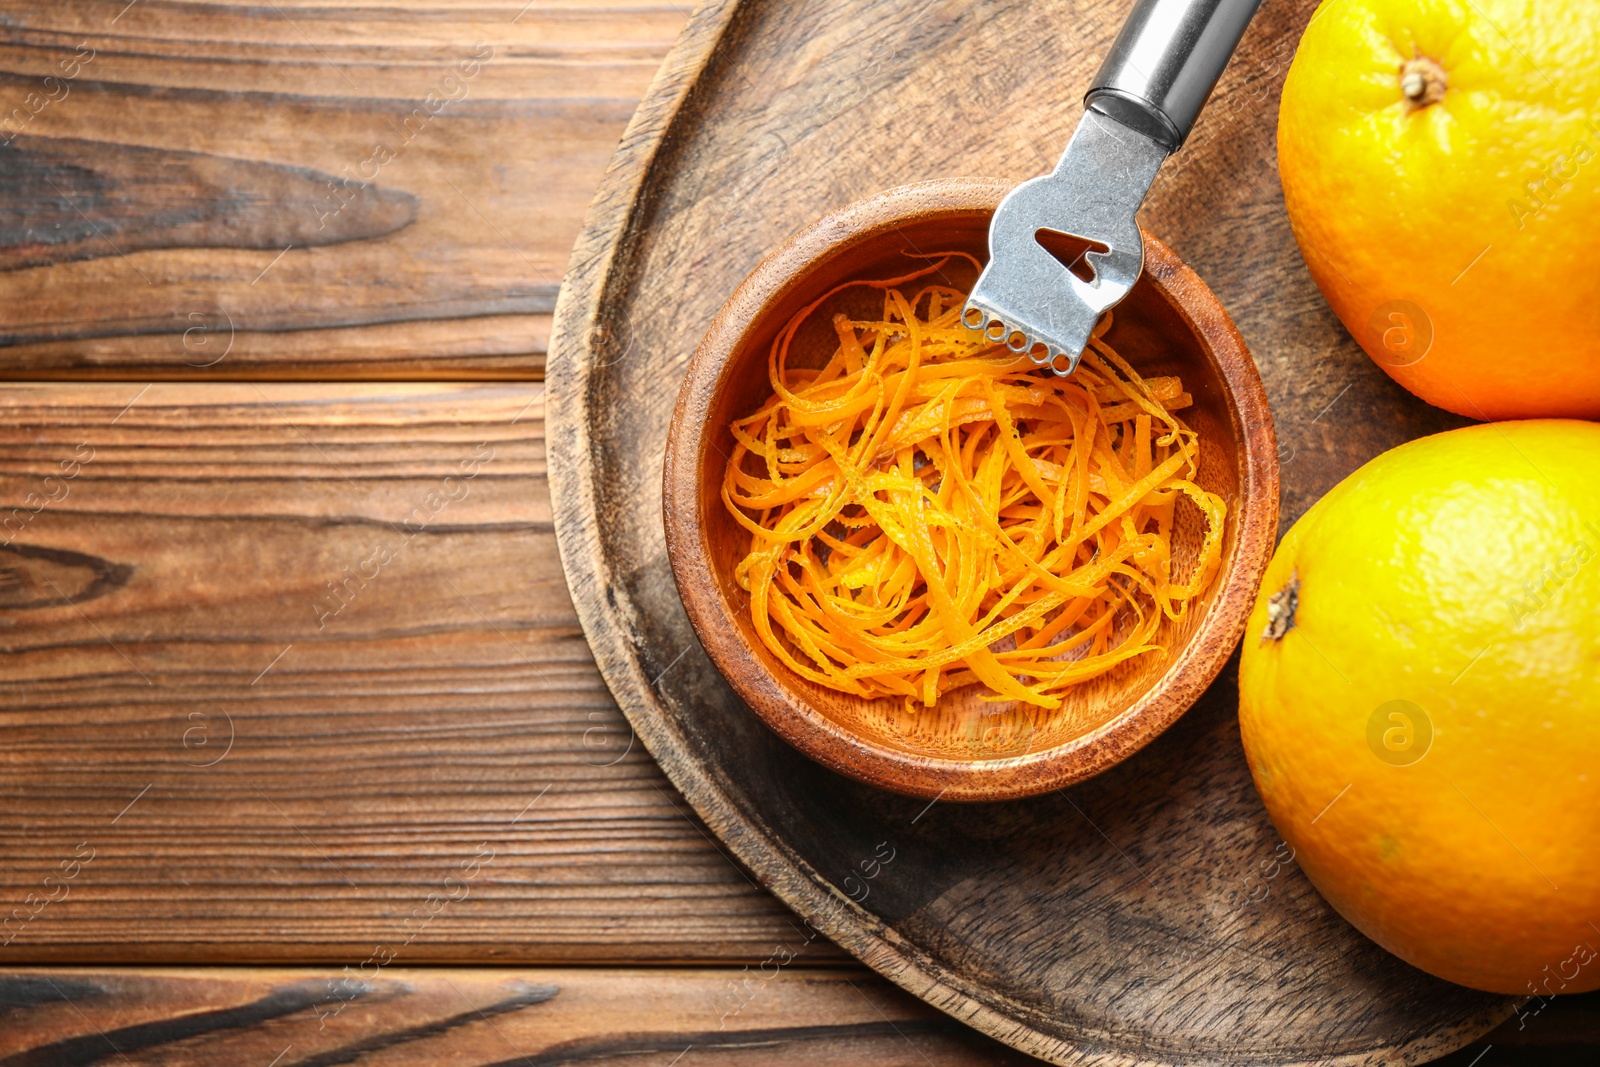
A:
[[0, 0, 686, 379], [0, 966, 1037, 1065], [0, 383, 842, 963], [0, 968, 1592, 1065]]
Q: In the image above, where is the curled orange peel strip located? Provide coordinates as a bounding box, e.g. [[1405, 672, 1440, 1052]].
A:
[[722, 268, 1227, 711]]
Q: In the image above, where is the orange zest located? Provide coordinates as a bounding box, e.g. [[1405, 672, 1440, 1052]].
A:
[[722, 259, 1227, 710]]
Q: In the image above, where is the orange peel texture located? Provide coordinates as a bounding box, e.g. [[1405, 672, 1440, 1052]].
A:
[[722, 260, 1227, 710]]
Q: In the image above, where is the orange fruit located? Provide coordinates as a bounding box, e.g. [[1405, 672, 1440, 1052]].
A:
[[1278, 0, 1600, 420], [1238, 420, 1600, 994]]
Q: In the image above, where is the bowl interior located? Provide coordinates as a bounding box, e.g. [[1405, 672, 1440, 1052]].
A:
[[688, 204, 1249, 773]]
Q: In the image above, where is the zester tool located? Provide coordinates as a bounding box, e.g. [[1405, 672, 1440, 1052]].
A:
[[963, 0, 1263, 372]]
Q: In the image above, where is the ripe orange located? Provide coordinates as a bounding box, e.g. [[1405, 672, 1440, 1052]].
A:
[[1238, 420, 1600, 994], [1278, 0, 1600, 420]]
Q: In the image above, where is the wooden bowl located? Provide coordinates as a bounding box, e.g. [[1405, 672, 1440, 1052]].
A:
[[663, 177, 1277, 801]]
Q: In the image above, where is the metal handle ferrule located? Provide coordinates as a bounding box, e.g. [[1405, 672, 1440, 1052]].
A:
[[1084, 0, 1263, 151]]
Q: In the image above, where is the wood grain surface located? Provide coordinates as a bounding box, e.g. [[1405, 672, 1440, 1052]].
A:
[[543, 0, 1535, 1063], [0, 966, 1036, 1065], [0, 968, 1593, 1066], [0, 0, 687, 379], [0, 2, 1594, 1066], [0, 383, 837, 964]]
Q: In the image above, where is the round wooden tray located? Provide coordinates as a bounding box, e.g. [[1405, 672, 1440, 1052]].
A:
[[547, 0, 1512, 1062]]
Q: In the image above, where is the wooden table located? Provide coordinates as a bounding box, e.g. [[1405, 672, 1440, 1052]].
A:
[[0, 3, 1590, 1062]]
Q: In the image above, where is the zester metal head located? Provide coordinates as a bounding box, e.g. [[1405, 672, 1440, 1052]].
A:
[[963, 110, 1169, 374]]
